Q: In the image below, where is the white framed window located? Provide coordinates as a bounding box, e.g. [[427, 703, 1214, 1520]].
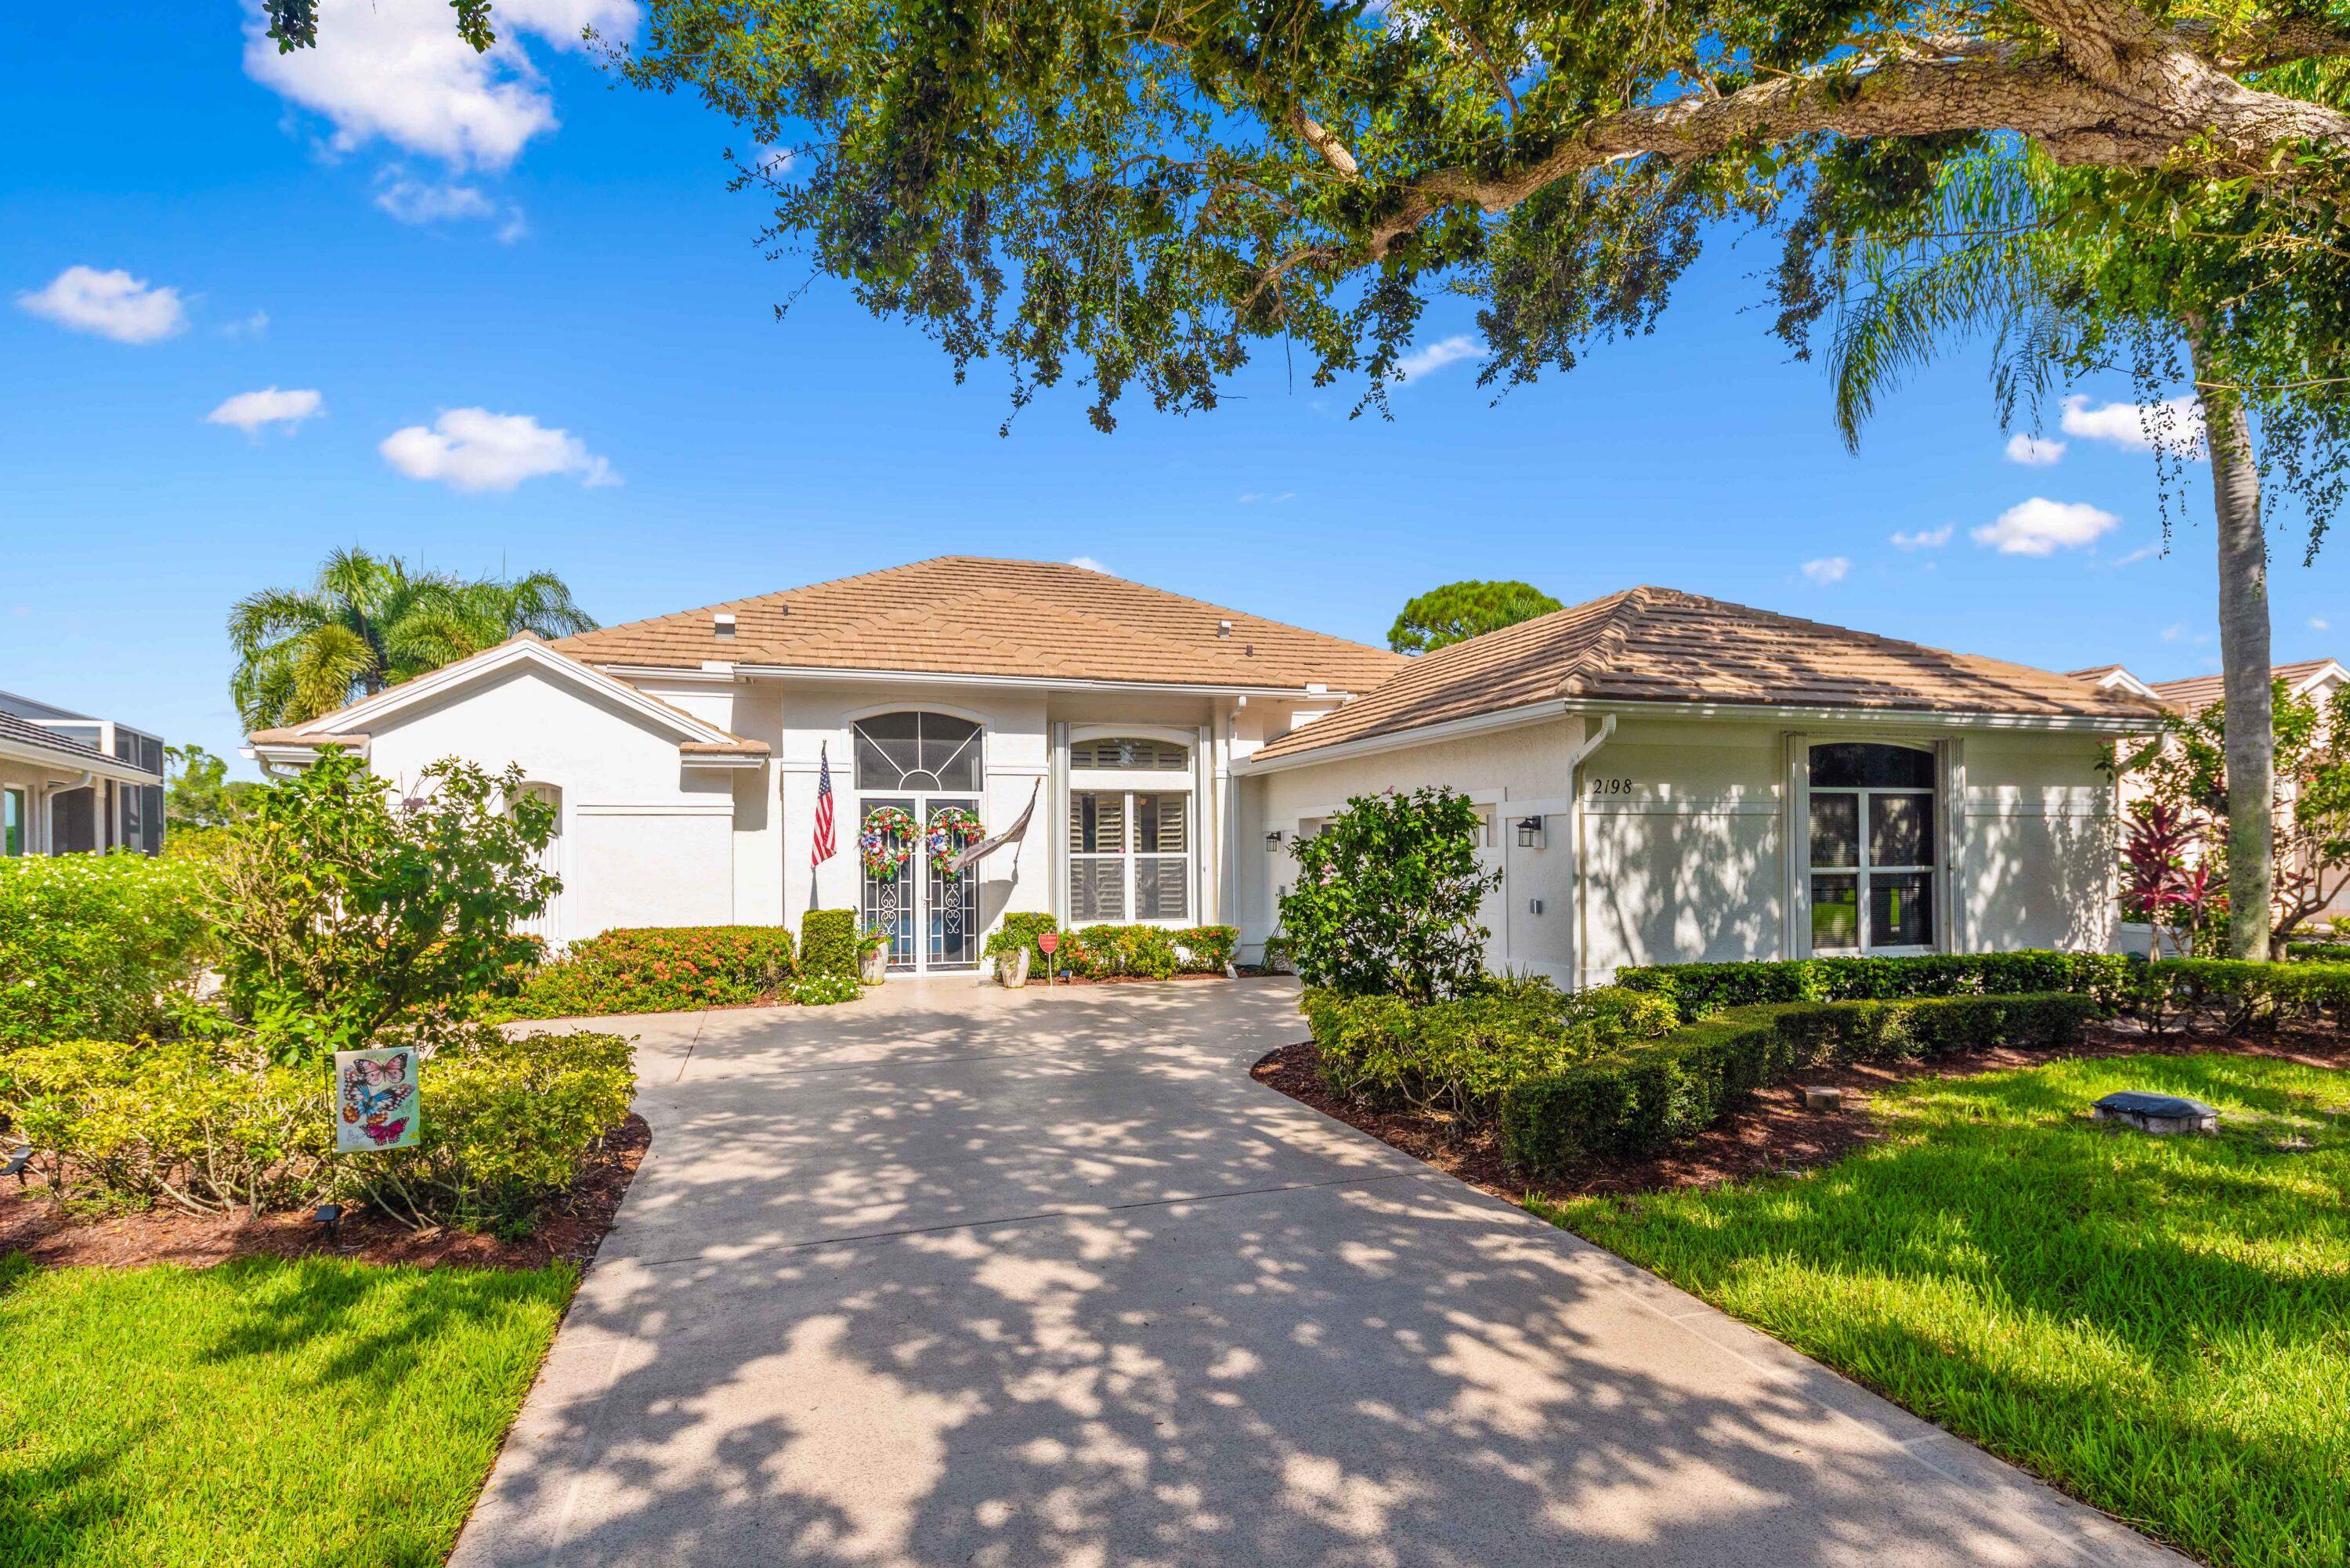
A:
[[1807, 742, 1936, 954], [2, 788, 23, 856], [1067, 733, 1196, 923], [855, 711, 982, 792]]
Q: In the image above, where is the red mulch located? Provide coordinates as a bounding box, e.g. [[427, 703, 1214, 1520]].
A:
[[0, 1113, 650, 1274], [1253, 1023, 2349, 1205]]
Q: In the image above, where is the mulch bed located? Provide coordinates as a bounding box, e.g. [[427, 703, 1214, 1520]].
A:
[[0, 1113, 649, 1274], [1026, 971, 1231, 987], [1253, 1023, 2350, 1205]]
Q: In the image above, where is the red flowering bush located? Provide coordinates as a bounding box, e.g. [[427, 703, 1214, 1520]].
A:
[[488, 926, 797, 1020]]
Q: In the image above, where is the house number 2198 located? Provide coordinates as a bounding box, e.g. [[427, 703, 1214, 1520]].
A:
[[1587, 776, 1636, 796]]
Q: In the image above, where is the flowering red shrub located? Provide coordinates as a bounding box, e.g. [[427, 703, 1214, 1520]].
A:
[[490, 926, 797, 1019]]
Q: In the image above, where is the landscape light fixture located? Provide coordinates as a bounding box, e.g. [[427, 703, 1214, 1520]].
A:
[[1516, 815, 1545, 848], [1, 1147, 29, 1187], [313, 1202, 344, 1245]]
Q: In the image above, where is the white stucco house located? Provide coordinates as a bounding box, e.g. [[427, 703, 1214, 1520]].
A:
[[245, 558, 2167, 983]]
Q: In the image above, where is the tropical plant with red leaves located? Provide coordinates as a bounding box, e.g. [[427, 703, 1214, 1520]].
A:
[[2119, 801, 2213, 960]]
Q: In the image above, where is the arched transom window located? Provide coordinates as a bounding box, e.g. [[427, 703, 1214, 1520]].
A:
[[854, 712, 982, 793]]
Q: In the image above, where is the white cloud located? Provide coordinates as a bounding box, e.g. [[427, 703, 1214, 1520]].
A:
[[2004, 432, 2066, 466], [750, 145, 794, 175], [2108, 542, 2164, 566], [223, 309, 270, 338], [1238, 491, 1296, 504], [1394, 334, 1481, 380], [2160, 623, 2186, 641], [1890, 526, 1953, 550], [1972, 497, 2120, 556], [379, 408, 616, 492], [374, 171, 496, 222], [243, 0, 638, 171], [2060, 394, 2206, 456], [1068, 556, 1111, 573], [206, 386, 325, 435], [2316, 617, 2333, 632], [16, 265, 188, 343], [1801, 556, 1850, 585]]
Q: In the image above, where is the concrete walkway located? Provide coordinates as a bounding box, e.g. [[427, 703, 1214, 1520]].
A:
[[454, 977, 2178, 1568]]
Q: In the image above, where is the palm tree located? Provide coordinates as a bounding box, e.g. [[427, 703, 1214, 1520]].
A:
[[230, 549, 598, 730], [1820, 148, 2346, 960]]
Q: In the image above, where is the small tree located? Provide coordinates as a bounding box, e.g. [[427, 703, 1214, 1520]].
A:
[[1388, 582, 1562, 655], [2117, 682, 2350, 955], [210, 750, 559, 1060], [1278, 788, 1498, 1002], [164, 743, 264, 829]]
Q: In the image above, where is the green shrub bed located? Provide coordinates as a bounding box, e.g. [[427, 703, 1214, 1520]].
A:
[[1501, 992, 2097, 1169], [2287, 940, 2350, 963], [992, 918, 1238, 980], [2128, 956, 2350, 1035], [490, 925, 797, 1020], [0, 1025, 634, 1234], [1302, 980, 1676, 1123], [0, 852, 212, 1050], [799, 909, 858, 980], [1614, 949, 2130, 1021]]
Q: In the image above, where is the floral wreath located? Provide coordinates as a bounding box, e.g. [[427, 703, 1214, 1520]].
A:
[[859, 805, 918, 876], [926, 807, 987, 880]]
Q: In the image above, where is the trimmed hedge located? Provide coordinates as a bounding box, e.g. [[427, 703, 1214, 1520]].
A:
[[1048, 923, 1238, 979], [2128, 957, 2350, 1035], [2288, 941, 2350, 963], [799, 909, 859, 980], [1303, 980, 1676, 1123], [0, 852, 212, 1050], [1616, 950, 2131, 1021], [1502, 992, 2098, 1169], [983, 912, 1061, 966], [490, 926, 796, 1020]]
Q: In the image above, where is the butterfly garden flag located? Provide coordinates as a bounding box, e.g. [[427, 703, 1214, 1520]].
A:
[[335, 1046, 421, 1153]]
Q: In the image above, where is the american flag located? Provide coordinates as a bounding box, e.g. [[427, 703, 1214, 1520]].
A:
[[811, 742, 836, 867]]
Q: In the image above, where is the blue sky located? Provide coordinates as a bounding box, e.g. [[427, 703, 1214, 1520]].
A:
[[6, 3, 2342, 777]]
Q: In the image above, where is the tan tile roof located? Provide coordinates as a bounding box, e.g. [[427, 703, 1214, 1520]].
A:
[[1253, 586, 2170, 761], [2143, 659, 2343, 715], [551, 557, 1406, 693]]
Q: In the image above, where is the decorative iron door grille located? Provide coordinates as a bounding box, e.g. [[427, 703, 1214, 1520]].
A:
[[860, 796, 917, 970], [927, 799, 982, 970]]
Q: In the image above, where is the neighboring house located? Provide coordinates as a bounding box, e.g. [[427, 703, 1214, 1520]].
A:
[[2071, 656, 2350, 923], [0, 692, 168, 857], [244, 560, 2165, 983]]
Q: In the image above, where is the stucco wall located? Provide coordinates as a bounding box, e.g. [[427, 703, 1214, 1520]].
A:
[[1240, 713, 2122, 985], [356, 663, 739, 941]]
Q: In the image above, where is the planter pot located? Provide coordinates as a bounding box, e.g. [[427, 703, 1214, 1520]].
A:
[[996, 948, 1032, 988], [859, 947, 888, 985]]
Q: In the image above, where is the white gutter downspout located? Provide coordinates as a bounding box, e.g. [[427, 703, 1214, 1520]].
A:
[[1564, 714, 1616, 991]]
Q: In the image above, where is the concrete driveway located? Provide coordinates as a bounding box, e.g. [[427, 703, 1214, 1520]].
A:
[[453, 977, 2178, 1568]]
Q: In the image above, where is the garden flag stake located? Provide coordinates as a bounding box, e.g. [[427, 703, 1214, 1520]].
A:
[[949, 779, 1038, 876], [812, 742, 836, 868]]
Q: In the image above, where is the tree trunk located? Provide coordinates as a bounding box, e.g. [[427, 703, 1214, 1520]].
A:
[[2184, 317, 2274, 961]]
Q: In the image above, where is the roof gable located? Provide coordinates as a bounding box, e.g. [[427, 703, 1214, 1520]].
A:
[[1253, 586, 2169, 761], [248, 636, 766, 757], [550, 557, 1405, 692], [2140, 658, 2348, 715]]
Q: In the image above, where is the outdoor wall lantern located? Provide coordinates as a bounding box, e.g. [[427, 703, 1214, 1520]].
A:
[[1264, 830, 1284, 851], [1515, 815, 1546, 849]]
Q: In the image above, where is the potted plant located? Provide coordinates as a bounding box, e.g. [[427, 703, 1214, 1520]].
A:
[[855, 924, 892, 985], [983, 918, 1051, 988]]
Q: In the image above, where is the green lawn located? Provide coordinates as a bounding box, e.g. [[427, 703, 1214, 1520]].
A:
[[0, 1253, 573, 1567], [1536, 1053, 2349, 1568]]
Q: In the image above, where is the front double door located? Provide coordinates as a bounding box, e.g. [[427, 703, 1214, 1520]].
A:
[[860, 796, 983, 972]]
